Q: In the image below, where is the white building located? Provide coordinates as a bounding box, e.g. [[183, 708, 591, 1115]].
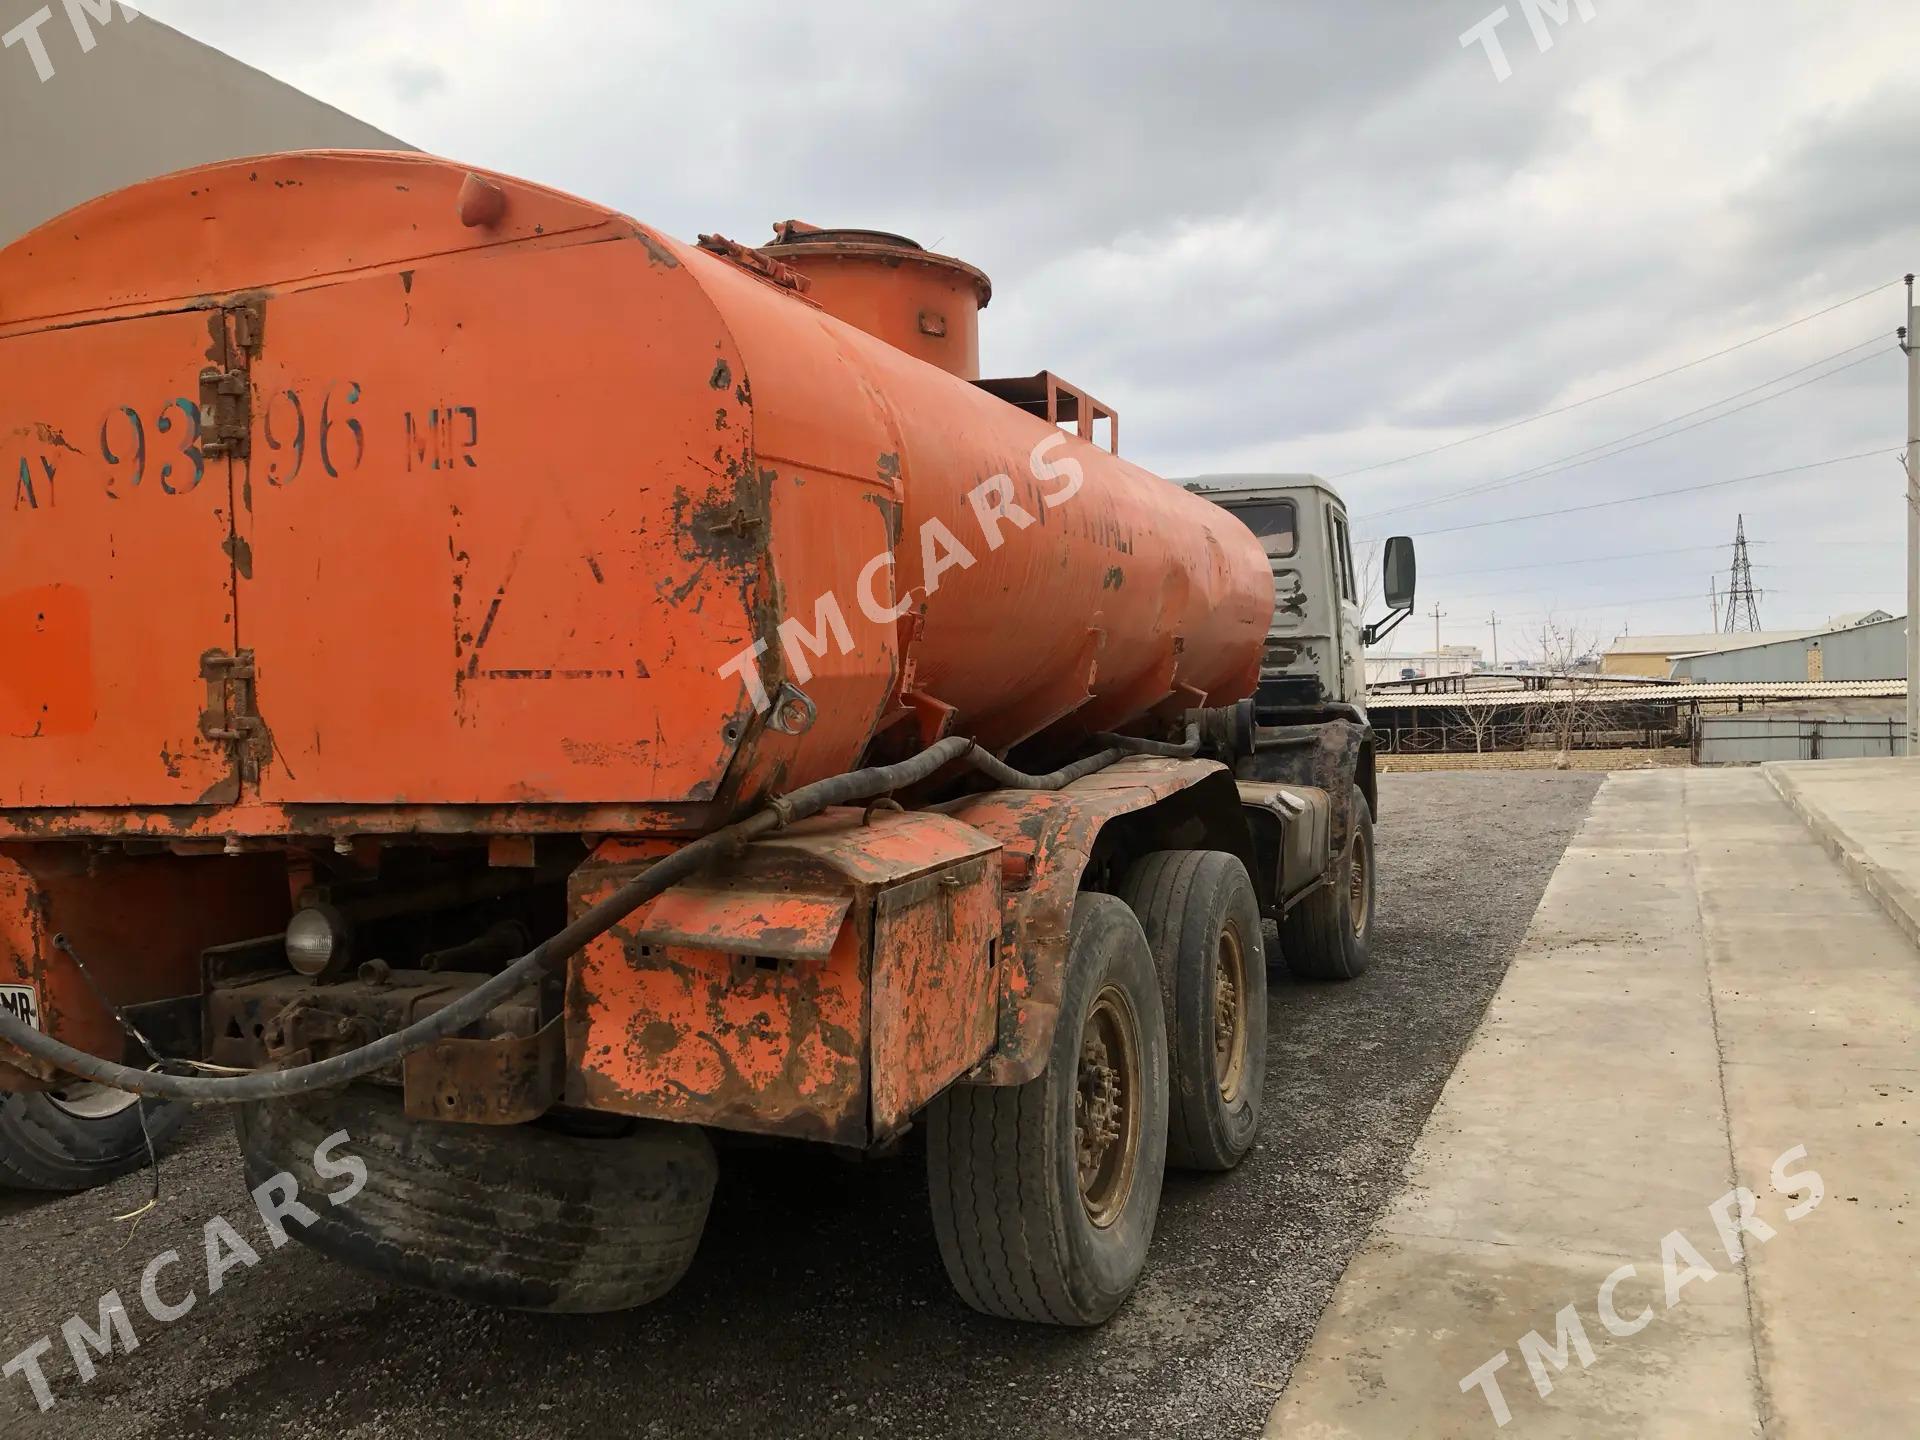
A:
[[2, 1, 406, 247], [1365, 645, 1484, 686]]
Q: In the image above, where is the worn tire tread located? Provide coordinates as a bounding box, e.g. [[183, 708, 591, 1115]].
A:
[[1117, 850, 1266, 1171], [926, 894, 1168, 1327], [1280, 788, 1375, 981], [235, 1086, 715, 1314]]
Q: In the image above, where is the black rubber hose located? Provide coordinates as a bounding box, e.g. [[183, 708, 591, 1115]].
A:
[[966, 725, 1200, 791], [0, 728, 1193, 1104], [1094, 724, 1201, 760]]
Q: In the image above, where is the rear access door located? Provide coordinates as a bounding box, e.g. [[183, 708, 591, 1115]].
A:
[[0, 305, 250, 808]]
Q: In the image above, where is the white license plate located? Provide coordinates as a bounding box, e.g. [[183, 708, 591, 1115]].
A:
[[0, 985, 41, 1031]]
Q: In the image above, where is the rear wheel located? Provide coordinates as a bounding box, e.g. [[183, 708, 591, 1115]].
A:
[[1279, 786, 1376, 980], [1117, 850, 1266, 1171], [926, 893, 1169, 1326], [0, 1087, 184, 1192]]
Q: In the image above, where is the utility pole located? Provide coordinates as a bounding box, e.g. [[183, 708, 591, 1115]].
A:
[[1710, 576, 1720, 631], [1429, 602, 1447, 672], [1904, 274, 1918, 757], [1488, 611, 1500, 670]]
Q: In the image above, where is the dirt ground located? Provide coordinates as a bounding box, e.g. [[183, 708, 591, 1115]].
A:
[[0, 770, 1602, 1439]]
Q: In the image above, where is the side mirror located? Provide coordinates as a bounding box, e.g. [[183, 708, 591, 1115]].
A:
[[1382, 535, 1416, 611], [1363, 536, 1417, 648]]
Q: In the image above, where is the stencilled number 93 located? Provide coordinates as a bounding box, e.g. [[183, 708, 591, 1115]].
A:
[[100, 398, 204, 496]]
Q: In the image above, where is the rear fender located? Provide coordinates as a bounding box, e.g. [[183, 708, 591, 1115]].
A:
[[565, 808, 1002, 1145], [942, 756, 1250, 1086]]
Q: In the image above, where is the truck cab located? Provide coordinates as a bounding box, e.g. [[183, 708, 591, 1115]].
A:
[[1182, 475, 1415, 721]]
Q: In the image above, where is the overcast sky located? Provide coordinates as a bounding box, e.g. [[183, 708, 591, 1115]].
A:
[[133, 0, 1920, 656]]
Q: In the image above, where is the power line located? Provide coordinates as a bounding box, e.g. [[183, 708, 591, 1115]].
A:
[[1438, 587, 1899, 627], [1441, 558, 1904, 607], [1438, 540, 1907, 579], [1330, 278, 1902, 480], [1441, 565, 1783, 606], [1364, 449, 1897, 541], [1431, 542, 1738, 579], [1357, 335, 1895, 522]]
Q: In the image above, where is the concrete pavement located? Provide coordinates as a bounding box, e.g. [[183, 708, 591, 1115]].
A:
[[1766, 756, 1920, 950], [1268, 766, 1920, 1438]]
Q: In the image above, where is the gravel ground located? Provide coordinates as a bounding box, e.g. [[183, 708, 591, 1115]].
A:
[[0, 770, 1602, 1440]]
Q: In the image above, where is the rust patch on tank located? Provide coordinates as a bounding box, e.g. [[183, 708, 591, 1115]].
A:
[[632, 227, 682, 270], [31, 423, 79, 456]]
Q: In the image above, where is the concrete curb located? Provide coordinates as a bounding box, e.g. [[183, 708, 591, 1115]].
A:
[[1763, 762, 1920, 951]]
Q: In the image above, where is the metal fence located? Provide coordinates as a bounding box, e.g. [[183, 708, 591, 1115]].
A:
[[1695, 715, 1907, 764]]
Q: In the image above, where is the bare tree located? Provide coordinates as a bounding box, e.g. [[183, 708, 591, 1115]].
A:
[[1356, 539, 1383, 614], [1531, 619, 1605, 767], [1461, 699, 1500, 754]]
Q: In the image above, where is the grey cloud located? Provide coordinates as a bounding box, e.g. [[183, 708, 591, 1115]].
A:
[[115, 0, 1920, 647], [388, 58, 447, 103]]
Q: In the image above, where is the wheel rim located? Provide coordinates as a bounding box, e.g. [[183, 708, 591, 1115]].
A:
[[1213, 924, 1248, 1104], [46, 1082, 142, 1121], [1074, 984, 1143, 1229], [1348, 828, 1372, 938]]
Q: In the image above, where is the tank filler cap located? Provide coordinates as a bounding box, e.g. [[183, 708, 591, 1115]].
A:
[[770, 221, 923, 251], [765, 220, 991, 308]]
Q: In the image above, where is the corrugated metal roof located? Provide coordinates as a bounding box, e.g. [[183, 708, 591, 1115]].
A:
[[1367, 681, 1907, 711], [1605, 631, 1817, 658]]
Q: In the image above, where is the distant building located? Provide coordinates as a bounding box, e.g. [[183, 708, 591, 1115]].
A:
[[1670, 615, 1909, 684], [1600, 631, 1817, 678], [2, 1, 406, 247]]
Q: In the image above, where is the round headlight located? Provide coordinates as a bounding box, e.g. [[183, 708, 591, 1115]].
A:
[[286, 904, 351, 978]]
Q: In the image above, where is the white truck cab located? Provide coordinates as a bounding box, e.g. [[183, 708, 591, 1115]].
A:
[[1181, 475, 1415, 720]]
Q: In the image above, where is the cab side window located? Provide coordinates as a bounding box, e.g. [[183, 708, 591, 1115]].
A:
[[1327, 510, 1357, 604]]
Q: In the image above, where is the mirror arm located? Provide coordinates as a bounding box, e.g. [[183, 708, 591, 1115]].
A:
[[1364, 605, 1413, 648]]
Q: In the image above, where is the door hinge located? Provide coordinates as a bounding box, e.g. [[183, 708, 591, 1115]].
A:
[[198, 367, 251, 460], [200, 648, 269, 783]]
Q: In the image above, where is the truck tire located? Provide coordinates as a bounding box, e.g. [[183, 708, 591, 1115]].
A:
[[235, 1085, 717, 1314], [926, 893, 1169, 1326], [1117, 851, 1265, 1172], [1280, 786, 1376, 981], [0, 1086, 184, 1192]]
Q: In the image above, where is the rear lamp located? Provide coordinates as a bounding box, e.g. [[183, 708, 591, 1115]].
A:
[[286, 904, 352, 979]]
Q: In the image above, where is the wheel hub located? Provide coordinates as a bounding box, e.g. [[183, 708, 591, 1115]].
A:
[[1074, 986, 1142, 1229], [46, 1082, 142, 1121], [1349, 830, 1371, 937], [1213, 926, 1248, 1103]]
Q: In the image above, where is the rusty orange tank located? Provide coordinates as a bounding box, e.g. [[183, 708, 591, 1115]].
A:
[[0, 152, 1269, 828], [0, 152, 1404, 1333]]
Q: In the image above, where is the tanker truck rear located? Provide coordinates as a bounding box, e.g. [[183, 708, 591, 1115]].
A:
[[0, 152, 1413, 1324]]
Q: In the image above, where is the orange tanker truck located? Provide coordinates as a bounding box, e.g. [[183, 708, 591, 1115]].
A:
[[0, 152, 1414, 1324]]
